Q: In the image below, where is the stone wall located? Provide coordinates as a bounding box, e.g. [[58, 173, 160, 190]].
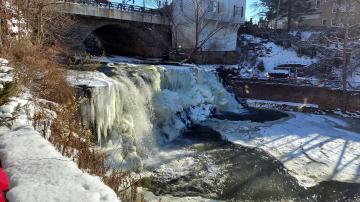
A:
[[230, 81, 360, 112], [62, 15, 171, 57]]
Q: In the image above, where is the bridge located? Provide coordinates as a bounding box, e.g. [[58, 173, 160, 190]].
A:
[[59, 0, 171, 57]]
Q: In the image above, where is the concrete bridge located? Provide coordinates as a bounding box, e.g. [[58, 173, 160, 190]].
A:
[[59, 0, 171, 57]]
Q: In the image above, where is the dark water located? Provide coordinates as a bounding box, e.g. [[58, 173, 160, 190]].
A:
[[142, 125, 360, 202], [213, 108, 288, 123]]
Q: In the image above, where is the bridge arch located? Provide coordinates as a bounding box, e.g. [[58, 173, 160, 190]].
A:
[[83, 21, 171, 58]]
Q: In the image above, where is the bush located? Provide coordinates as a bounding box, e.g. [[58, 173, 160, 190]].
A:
[[2, 39, 143, 201]]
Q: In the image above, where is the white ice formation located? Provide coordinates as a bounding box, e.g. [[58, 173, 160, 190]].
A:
[[67, 64, 242, 170]]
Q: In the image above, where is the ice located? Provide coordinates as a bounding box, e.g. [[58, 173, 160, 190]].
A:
[[203, 112, 360, 187], [67, 64, 242, 170]]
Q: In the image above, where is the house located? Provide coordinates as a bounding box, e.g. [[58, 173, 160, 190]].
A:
[[270, 0, 360, 29], [172, 0, 246, 52], [300, 0, 360, 28]]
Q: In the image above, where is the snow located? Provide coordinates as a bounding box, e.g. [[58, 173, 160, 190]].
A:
[[202, 112, 360, 187], [246, 99, 319, 110], [0, 59, 14, 91], [0, 92, 120, 202], [289, 31, 319, 41], [0, 58, 119, 202], [139, 188, 220, 202], [242, 34, 317, 72]]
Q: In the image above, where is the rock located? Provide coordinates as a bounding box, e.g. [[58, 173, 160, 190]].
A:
[[0, 113, 12, 119], [0, 59, 9, 65], [0, 66, 14, 73], [124, 149, 143, 172]]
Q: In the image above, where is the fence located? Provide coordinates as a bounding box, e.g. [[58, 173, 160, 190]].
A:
[[67, 0, 163, 16]]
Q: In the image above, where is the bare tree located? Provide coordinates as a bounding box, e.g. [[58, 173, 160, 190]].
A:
[[0, 0, 3, 51], [171, 0, 240, 62], [1, 0, 75, 46], [310, 0, 360, 110]]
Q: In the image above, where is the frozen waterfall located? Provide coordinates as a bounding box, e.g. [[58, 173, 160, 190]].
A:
[[67, 63, 242, 170]]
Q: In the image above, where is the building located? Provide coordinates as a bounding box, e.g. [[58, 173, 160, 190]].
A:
[[271, 0, 360, 29], [172, 0, 246, 52]]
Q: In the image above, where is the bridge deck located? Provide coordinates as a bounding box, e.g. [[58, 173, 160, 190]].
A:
[[59, 1, 169, 25]]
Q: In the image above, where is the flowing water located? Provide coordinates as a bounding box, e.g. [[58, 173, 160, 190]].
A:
[[67, 59, 360, 201], [142, 123, 360, 201]]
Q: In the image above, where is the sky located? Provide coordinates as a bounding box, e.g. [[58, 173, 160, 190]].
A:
[[117, 0, 263, 22], [246, 0, 261, 22]]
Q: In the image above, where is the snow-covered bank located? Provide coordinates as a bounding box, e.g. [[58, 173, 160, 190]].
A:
[[241, 34, 317, 72], [246, 99, 319, 112], [0, 58, 119, 202], [0, 93, 119, 202], [140, 188, 221, 202], [202, 112, 360, 187]]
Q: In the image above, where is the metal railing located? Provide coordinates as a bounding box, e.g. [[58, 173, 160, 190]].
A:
[[66, 0, 163, 16], [229, 76, 360, 91]]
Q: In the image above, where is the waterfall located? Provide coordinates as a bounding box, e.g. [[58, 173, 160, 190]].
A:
[[67, 63, 242, 170]]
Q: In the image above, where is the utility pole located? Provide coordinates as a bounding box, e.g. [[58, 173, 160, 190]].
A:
[[274, 0, 281, 30], [342, 0, 351, 111]]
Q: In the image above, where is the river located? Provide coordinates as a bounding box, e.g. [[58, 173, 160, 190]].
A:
[[67, 57, 360, 201]]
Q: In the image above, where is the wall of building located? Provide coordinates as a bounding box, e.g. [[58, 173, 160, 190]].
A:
[[299, 0, 360, 28], [172, 0, 246, 51], [270, 0, 360, 29]]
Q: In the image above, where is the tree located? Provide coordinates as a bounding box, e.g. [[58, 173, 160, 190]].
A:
[[257, 0, 315, 30], [172, 0, 240, 62], [0, 0, 3, 51], [310, 0, 360, 110]]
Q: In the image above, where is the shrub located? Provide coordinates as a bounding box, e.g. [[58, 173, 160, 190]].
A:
[[2, 39, 143, 201]]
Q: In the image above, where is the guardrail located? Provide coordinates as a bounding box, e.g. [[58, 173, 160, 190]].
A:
[[229, 76, 360, 91], [66, 0, 163, 16]]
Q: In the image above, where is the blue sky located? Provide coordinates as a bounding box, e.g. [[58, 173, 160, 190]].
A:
[[246, 0, 261, 22], [117, 0, 263, 22]]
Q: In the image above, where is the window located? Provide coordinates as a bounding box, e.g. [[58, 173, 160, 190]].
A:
[[210, 1, 219, 13], [233, 6, 244, 17], [180, 0, 183, 11], [316, 0, 321, 9], [332, 4, 337, 13], [322, 19, 327, 26], [331, 18, 336, 26]]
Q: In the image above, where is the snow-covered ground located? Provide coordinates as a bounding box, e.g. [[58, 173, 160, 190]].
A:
[[0, 59, 119, 202], [202, 112, 360, 187], [289, 31, 319, 42], [140, 188, 221, 202], [246, 99, 319, 111], [242, 34, 317, 73]]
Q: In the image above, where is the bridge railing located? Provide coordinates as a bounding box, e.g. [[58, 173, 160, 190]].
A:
[[65, 0, 163, 16]]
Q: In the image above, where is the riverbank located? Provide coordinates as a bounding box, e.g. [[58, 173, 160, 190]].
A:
[[202, 112, 360, 188]]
